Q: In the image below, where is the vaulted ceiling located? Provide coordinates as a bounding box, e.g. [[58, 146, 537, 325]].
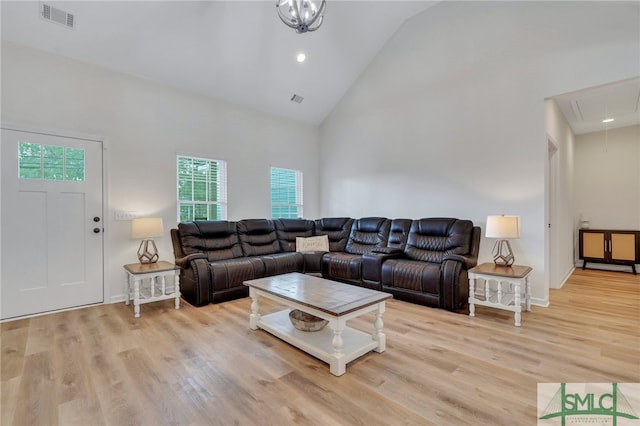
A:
[[1, 1, 437, 125], [2, 1, 638, 133]]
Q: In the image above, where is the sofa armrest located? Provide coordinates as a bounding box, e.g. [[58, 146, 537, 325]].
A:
[[175, 252, 208, 268], [440, 259, 470, 311], [179, 256, 212, 307], [362, 251, 404, 284], [442, 253, 477, 270]]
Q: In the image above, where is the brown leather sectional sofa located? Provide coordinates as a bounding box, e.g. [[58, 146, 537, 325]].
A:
[[170, 217, 480, 311]]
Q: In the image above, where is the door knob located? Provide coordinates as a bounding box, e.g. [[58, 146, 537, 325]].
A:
[[93, 228, 101, 234], [94, 217, 101, 222]]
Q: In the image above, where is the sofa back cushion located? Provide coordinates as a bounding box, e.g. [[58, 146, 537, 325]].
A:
[[345, 217, 390, 255], [237, 219, 281, 256], [177, 221, 243, 261], [274, 218, 314, 252], [405, 218, 473, 263], [314, 217, 354, 252], [388, 219, 412, 250]]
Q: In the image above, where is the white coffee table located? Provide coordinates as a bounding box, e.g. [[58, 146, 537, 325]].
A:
[[244, 273, 392, 376]]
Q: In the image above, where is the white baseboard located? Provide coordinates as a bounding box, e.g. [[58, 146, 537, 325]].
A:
[[110, 294, 126, 304], [530, 297, 550, 308]]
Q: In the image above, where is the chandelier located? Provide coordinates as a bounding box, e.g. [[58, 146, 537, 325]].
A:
[[276, 0, 326, 34]]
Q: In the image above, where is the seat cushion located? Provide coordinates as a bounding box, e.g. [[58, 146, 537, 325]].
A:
[[260, 252, 305, 276], [381, 259, 440, 295], [208, 257, 266, 292], [322, 252, 364, 282]]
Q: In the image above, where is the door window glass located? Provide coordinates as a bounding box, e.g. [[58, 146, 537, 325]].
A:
[[18, 142, 85, 182]]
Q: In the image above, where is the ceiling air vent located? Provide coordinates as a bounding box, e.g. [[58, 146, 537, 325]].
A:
[[290, 94, 304, 104], [40, 3, 75, 29]]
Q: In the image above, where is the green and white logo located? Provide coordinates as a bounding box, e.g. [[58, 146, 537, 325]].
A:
[[538, 383, 640, 425]]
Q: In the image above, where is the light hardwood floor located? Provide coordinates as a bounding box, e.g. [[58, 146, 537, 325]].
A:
[[2, 269, 639, 425]]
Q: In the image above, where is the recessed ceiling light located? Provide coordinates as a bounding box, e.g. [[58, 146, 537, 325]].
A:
[[296, 53, 306, 63], [602, 118, 614, 123]]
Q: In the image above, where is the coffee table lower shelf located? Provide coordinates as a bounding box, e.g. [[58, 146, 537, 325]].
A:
[[245, 273, 390, 376], [257, 309, 379, 375]]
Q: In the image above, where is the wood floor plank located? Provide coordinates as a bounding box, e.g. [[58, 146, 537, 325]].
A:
[[1, 268, 638, 425], [0, 326, 28, 381], [11, 351, 58, 425]]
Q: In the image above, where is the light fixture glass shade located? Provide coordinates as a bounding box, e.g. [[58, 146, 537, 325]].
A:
[[276, 0, 326, 33], [131, 217, 164, 264], [486, 215, 520, 266]]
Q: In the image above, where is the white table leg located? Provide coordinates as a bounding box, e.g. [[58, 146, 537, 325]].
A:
[[514, 282, 522, 327], [484, 278, 490, 301], [468, 275, 476, 317], [373, 302, 386, 353], [330, 318, 346, 376], [249, 289, 260, 330], [159, 275, 166, 296], [525, 276, 531, 311], [125, 273, 131, 305], [134, 277, 141, 318]]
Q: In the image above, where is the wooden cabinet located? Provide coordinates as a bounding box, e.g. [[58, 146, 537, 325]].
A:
[[579, 229, 640, 274]]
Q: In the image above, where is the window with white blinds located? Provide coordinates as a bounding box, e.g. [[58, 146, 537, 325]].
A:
[[270, 167, 303, 219], [177, 155, 227, 222]]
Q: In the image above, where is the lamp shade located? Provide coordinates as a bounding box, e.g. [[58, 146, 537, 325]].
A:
[[131, 217, 164, 239], [485, 215, 520, 239]]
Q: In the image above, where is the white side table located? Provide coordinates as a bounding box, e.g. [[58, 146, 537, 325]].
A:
[[468, 263, 532, 326], [124, 261, 180, 318]]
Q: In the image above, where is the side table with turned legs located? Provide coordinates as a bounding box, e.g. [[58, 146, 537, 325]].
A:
[[468, 262, 532, 326], [123, 261, 180, 318]]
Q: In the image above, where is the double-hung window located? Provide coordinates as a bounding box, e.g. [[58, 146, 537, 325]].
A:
[[177, 155, 227, 222], [270, 167, 303, 218]]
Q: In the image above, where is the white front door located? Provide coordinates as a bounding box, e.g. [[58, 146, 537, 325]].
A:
[[1, 128, 104, 320]]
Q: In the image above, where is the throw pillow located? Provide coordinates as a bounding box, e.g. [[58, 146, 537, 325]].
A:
[[295, 235, 329, 252]]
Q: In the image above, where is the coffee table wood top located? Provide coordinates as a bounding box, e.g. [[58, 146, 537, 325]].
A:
[[244, 273, 391, 316]]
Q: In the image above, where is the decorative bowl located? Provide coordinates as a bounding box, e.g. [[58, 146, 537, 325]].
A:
[[289, 309, 328, 332]]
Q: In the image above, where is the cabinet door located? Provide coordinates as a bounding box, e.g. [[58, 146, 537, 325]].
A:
[[610, 232, 637, 262], [581, 231, 606, 260]]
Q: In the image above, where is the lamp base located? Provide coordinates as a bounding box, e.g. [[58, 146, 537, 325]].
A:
[[138, 239, 159, 264], [492, 239, 515, 266]]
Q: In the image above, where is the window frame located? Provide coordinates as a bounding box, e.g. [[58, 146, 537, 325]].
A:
[[176, 155, 227, 222], [270, 166, 303, 219]]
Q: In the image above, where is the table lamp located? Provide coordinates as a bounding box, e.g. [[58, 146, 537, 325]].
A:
[[485, 215, 520, 266], [131, 217, 164, 264]]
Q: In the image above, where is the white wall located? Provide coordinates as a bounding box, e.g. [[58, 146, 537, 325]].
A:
[[1, 40, 320, 303], [319, 2, 640, 305], [544, 99, 576, 289], [574, 125, 640, 231]]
